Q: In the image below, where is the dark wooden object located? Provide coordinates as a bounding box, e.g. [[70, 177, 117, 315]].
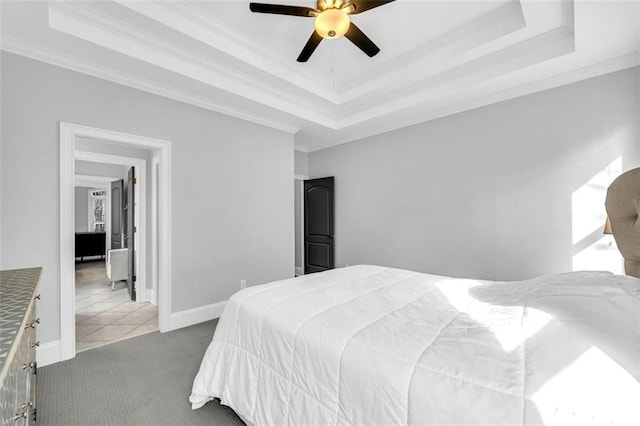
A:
[[75, 232, 106, 261], [304, 177, 335, 274]]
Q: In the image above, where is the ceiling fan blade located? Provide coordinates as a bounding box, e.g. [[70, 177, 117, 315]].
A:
[[344, 22, 380, 57], [249, 3, 316, 17], [297, 31, 323, 62], [344, 0, 395, 15]]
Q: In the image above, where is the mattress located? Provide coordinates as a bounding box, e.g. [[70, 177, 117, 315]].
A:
[[190, 265, 640, 425]]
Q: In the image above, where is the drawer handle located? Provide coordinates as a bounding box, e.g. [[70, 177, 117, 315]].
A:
[[25, 318, 40, 329], [22, 361, 37, 376], [31, 341, 40, 348], [20, 401, 33, 410], [13, 411, 27, 420]]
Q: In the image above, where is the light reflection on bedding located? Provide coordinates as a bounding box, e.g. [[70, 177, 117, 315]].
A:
[[437, 278, 552, 352], [532, 346, 640, 425]]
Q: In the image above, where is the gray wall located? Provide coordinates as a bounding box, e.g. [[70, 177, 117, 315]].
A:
[[294, 150, 309, 176], [0, 122, 2, 266], [309, 67, 640, 281], [74, 187, 91, 232], [293, 151, 309, 272], [1, 52, 294, 346]]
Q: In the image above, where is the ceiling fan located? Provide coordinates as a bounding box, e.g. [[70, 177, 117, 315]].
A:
[[249, 0, 396, 62]]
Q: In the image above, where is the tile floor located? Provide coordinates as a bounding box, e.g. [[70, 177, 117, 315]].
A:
[[75, 260, 158, 352]]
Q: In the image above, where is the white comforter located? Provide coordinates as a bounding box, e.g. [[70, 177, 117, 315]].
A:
[[190, 265, 640, 425]]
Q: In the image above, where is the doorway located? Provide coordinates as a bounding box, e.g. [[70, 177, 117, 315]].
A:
[[60, 122, 172, 362], [73, 161, 158, 352], [76, 151, 148, 302], [303, 176, 335, 274]]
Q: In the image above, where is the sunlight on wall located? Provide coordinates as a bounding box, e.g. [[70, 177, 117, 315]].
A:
[[573, 239, 624, 274], [572, 157, 623, 273], [532, 346, 640, 425]]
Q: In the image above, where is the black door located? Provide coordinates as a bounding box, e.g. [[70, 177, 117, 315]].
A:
[[304, 177, 334, 274], [110, 179, 123, 249], [123, 167, 136, 300]]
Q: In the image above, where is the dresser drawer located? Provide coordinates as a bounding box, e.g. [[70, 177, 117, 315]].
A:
[[0, 268, 41, 426]]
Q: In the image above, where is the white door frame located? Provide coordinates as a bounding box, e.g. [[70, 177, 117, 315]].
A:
[[294, 174, 309, 276], [76, 151, 147, 303], [151, 155, 160, 305], [60, 122, 172, 362], [74, 174, 120, 251]]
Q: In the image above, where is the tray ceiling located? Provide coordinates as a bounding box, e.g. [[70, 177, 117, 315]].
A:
[[1, 0, 639, 152]]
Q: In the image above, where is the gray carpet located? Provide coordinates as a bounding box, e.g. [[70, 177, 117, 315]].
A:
[[37, 320, 245, 425]]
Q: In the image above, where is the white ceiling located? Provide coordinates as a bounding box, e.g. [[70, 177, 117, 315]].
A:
[[1, 1, 639, 152]]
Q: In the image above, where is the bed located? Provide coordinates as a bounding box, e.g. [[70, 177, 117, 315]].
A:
[[190, 265, 640, 425]]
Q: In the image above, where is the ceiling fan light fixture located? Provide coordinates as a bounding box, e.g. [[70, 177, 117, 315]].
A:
[[249, 0, 395, 61], [314, 8, 350, 39]]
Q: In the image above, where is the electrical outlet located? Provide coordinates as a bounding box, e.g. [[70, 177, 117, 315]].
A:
[[240, 279, 247, 289]]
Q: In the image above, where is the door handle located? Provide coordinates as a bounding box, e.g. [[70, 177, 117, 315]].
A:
[[123, 234, 129, 240]]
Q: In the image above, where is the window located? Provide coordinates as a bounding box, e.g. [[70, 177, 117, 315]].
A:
[[89, 189, 107, 232]]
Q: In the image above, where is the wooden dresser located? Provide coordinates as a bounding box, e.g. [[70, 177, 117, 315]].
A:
[[0, 268, 41, 426], [75, 232, 106, 261]]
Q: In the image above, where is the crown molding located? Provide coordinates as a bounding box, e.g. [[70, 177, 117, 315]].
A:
[[337, 25, 575, 127], [39, 0, 587, 134], [0, 36, 299, 134], [304, 52, 640, 152], [294, 144, 310, 153], [336, 0, 527, 101], [5, 37, 635, 154], [115, 0, 340, 104], [47, 1, 337, 127], [4, 0, 636, 154], [116, 0, 529, 107]]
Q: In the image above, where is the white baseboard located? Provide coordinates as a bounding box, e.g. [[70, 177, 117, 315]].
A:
[[295, 266, 303, 276], [37, 340, 62, 367], [37, 302, 226, 366], [168, 300, 227, 331], [148, 289, 158, 305]]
